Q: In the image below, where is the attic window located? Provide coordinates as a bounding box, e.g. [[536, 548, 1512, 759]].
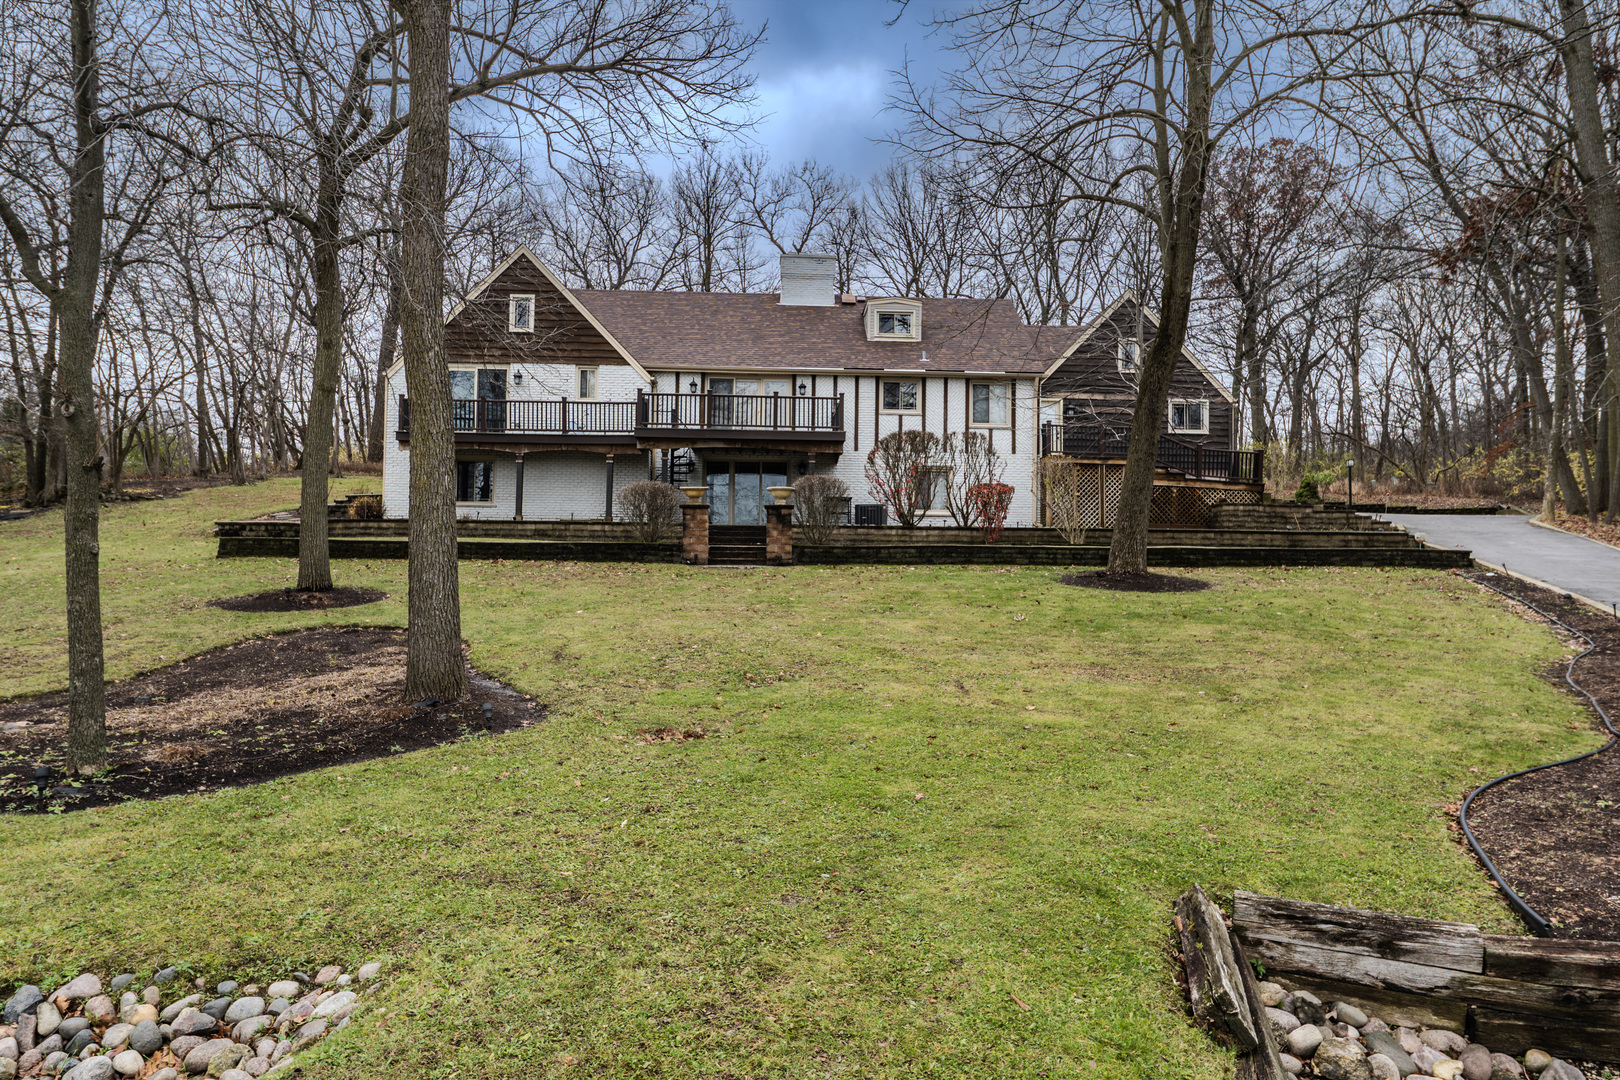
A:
[[1118, 340, 1141, 374], [878, 311, 911, 336], [1169, 399, 1209, 434], [509, 294, 534, 333], [867, 300, 922, 341]]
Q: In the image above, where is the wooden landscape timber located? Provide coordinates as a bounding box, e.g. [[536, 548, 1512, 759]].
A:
[[1172, 885, 1287, 1078], [1225, 890, 1620, 1059]]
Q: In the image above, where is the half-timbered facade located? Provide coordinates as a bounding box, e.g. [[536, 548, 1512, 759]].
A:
[[381, 248, 1253, 530]]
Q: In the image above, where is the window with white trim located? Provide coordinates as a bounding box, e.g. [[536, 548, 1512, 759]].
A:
[[577, 366, 598, 399], [508, 294, 534, 332], [1168, 399, 1209, 434], [921, 467, 951, 513], [456, 459, 495, 503], [1117, 339, 1141, 374], [969, 381, 1010, 426], [880, 379, 919, 413], [866, 299, 923, 340]]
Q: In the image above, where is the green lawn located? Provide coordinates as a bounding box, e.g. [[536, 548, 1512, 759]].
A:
[[0, 479, 1600, 1078]]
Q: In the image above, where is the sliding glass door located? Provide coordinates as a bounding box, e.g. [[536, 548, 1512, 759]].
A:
[[704, 461, 788, 525]]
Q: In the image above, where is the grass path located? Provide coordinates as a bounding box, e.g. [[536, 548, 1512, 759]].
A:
[[0, 479, 1600, 1078]]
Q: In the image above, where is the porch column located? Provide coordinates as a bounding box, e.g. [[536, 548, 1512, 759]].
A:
[[765, 492, 794, 567], [513, 454, 525, 522], [604, 454, 615, 520], [681, 486, 710, 565]]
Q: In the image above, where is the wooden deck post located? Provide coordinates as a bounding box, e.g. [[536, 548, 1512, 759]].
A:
[[604, 454, 615, 520]]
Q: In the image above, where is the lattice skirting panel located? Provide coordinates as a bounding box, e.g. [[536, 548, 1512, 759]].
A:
[[1043, 461, 1260, 530]]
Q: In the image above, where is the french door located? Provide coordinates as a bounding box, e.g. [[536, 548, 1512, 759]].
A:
[[705, 460, 789, 525]]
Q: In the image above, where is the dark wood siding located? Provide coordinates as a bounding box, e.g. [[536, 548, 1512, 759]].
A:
[[447, 257, 631, 367], [1043, 299, 1233, 449]]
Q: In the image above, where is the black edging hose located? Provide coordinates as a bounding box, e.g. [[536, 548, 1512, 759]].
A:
[[1460, 572, 1620, 936]]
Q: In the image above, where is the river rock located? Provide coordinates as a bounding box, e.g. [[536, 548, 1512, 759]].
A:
[[219, 1071, 253, 1080], [35, 1033, 62, 1056], [1332, 1002, 1369, 1028], [143, 986, 161, 1006], [101, 1023, 133, 1050], [2, 988, 41, 1025], [1364, 1017, 1391, 1034], [1458, 1045, 1492, 1080], [312, 967, 341, 986], [1315, 1037, 1373, 1080], [15, 1013, 33, 1053], [1271, 1006, 1306, 1037], [1420, 1030, 1468, 1055], [83, 997, 115, 1026], [1364, 1030, 1417, 1076], [1541, 1062, 1584, 1080], [151, 1071, 179, 1080], [1490, 1054, 1525, 1080], [52, 976, 100, 1005], [254, 1038, 275, 1060], [243, 1059, 270, 1077], [265, 999, 289, 1017], [263, 983, 298, 1001], [206, 1043, 250, 1077], [1414, 1047, 1446, 1075], [16, 1051, 41, 1076], [1287, 1023, 1324, 1058], [171, 1012, 218, 1038], [121, 1003, 156, 1027], [181, 1038, 234, 1074], [223, 999, 264, 1025], [1280, 1053, 1304, 1075], [161, 995, 203, 1022], [168, 1036, 205, 1062], [108, 976, 134, 994], [128, 1020, 162, 1057], [200, 999, 231, 1021], [232, 1016, 271, 1043], [1369, 1054, 1401, 1080], [215, 982, 237, 998], [1291, 989, 1328, 1025], [0, 1061, 13, 1080], [1398, 1029, 1423, 1055], [152, 968, 177, 986], [63, 1030, 95, 1056], [33, 1002, 61, 1039], [356, 963, 381, 982], [310, 992, 353, 1019], [65, 1058, 115, 1080], [112, 1050, 144, 1077], [1434, 1060, 1465, 1080], [0, 1038, 13, 1060], [295, 1019, 326, 1042]]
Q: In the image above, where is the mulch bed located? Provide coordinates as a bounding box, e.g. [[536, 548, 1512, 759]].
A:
[[1457, 570, 1620, 940], [0, 627, 541, 813], [209, 586, 387, 612], [1058, 570, 1213, 593]]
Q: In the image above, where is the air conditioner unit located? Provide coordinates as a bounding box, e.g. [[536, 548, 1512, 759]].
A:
[[854, 504, 887, 527]]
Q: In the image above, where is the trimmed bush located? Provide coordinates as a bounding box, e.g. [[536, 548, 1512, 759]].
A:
[[793, 474, 849, 545], [617, 481, 684, 542]]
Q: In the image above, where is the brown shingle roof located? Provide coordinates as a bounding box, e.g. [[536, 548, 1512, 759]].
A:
[[570, 289, 1083, 374]]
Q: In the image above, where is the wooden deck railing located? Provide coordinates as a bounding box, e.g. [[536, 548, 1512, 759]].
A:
[[1041, 423, 1263, 485], [398, 396, 637, 435], [636, 391, 844, 433]]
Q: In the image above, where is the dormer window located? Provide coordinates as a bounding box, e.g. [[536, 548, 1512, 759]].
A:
[[509, 294, 534, 333], [1118, 339, 1141, 374], [866, 298, 922, 341]]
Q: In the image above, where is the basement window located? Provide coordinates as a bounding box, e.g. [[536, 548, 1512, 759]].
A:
[[456, 460, 495, 503], [1168, 400, 1208, 434]]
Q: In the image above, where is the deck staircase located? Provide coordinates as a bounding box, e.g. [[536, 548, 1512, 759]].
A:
[[707, 525, 767, 565]]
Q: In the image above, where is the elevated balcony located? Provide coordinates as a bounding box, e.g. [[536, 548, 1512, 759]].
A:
[[395, 391, 847, 454], [1041, 423, 1264, 486]]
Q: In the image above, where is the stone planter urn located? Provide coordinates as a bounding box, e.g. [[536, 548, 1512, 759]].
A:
[[681, 485, 709, 505], [766, 485, 795, 505]]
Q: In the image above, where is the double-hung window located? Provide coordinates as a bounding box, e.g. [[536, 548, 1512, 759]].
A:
[[1168, 399, 1209, 434], [577, 367, 598, 400], [970, 382, 1010, 426], [881, 379, 919, 413]]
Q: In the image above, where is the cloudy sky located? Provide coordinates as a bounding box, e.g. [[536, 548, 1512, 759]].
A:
[[724, 0, 956, 178]]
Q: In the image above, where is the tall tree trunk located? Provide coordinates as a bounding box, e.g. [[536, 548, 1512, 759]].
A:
[[298, 193, 344, 591], [60, 0, 108, 773], [394, 0, 465, 701], [1547, 223, 1570, 519], [1108, 0, 1213, 575]]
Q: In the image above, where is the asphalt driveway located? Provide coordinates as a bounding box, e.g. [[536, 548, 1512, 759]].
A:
[[1380, 513, 1620, 608]]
